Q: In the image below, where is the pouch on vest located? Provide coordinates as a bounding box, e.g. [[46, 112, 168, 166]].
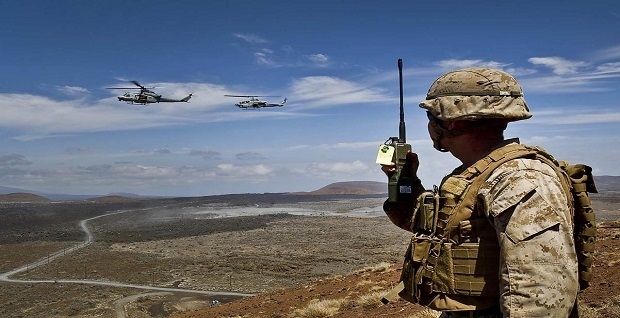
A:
[[390, 190, 440, 304], [561, 162, 597, 290], [396, 236, 433, 304], [411, 190, 439, 234]]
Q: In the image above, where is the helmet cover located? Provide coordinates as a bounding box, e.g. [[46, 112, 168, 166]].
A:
[[419, 68, 532, 121]]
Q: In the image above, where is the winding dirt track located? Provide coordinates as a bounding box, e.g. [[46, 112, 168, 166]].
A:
[[0, 209, 254, 317]]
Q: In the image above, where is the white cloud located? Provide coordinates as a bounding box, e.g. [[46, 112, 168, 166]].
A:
[[0, 81, 307, 139], [0, 154, 33, 166], [111, 164, 180, 179], [522, 136, 569, 144], [595, 62, 620, 74], [216, 163, 273, 178], [233, 33, 268, 44], [188, 149, 221, 160], [503, 67, 539, 77], [428, 57, 619, 94], [522, 107, 620, 125], [306, 54, 329, 67], [292, 160, 369, 177], [236, 152, 266, 160], [434, 59, 510, 70], [0, 94, 184, 138], [154, 148, 172, 155], [593, 44, 620, 61], [528, 57, 588, 75], [538, 112, 620, 125], [285, 141, 384, 151], [56, 85, 89, 97], [255, 52, 278, 67], [520, 70, 620, 93], [519, 75, 603, 93], [290, 76, 394, 108]]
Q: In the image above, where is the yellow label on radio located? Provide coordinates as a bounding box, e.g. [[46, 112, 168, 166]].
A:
[[376, 144, 395, 165]]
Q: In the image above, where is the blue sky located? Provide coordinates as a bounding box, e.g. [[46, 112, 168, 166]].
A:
[[0, 1, 618, 197]]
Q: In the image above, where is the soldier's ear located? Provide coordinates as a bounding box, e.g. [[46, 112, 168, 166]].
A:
[[447, 120, 474, 131], [446, 121, 459, 130]]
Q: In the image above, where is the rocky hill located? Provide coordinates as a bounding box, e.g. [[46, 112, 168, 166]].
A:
[[296, 181, 387, 195], [0, 192, 50, 202], [87, 195, 142, 203], [593, 175, 620, 194]]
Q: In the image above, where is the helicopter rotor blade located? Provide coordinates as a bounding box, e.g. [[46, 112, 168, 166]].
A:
[[131, 80, 145, 89], [129, 80, 155, 90], [225, 95, 280, 98]]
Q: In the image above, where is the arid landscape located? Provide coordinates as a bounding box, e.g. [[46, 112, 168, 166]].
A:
[[0, 180, 619, 318]]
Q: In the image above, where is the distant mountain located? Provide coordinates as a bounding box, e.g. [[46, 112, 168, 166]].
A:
[[1, 175, 616, 201], [299, 176, 620, 197], [593, 176, 620, 194], [0, 186, 148, 201], [295, 181, 387, 195], [0, 192, 50, 202], [87, 195, 142, 203]]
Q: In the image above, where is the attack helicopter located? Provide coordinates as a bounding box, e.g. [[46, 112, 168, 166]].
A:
[[225, 95, 287, 109], [107, 81, 192, 105]]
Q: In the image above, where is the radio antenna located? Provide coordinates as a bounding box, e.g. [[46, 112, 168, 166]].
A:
[[398, 58, 406, 143]]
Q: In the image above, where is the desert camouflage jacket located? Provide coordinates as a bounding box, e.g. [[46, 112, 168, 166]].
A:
[[478, 146, 578, 317]]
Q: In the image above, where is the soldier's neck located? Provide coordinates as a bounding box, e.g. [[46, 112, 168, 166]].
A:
[[449, 134, 505, 167]]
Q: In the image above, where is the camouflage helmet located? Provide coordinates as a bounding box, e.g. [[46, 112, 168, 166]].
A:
[[419, 68, 532, 121]]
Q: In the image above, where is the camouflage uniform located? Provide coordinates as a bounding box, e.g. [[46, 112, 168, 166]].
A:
[[386, 140, 579, 317], [383, 68, 579, 317], [477, 142, 579, 317]]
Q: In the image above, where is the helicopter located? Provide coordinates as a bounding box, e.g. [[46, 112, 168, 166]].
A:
[[107, 81, 192, 105], [225, 95, 287, 109]]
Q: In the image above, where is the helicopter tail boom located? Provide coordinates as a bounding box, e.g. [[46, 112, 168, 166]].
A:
[[180, 93, 193, 102], [156, 93, 193, 103]]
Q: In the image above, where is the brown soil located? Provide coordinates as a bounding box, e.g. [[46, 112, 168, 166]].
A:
[[171, 222, 620, 318], [0, 193, 618, 318]]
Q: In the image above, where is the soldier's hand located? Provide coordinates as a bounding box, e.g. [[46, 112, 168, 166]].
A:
[[380, 151, 420, 179], [380, 162, 396, 178], [406, 151, 420, 178]]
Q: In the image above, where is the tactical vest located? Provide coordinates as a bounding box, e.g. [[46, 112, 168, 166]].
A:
[[382, 143, 597, 309]]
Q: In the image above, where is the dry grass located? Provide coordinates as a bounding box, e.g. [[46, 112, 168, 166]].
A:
[[352, 290, 386, 309], [407, 308, 442, 318], [290, 263, 400, 317], [290, 298, 348, 318], [291, 288, 438, 317], [356, 262, 393, 274]]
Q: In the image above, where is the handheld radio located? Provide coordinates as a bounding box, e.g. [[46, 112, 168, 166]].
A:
[[376, 58, 413, 203]]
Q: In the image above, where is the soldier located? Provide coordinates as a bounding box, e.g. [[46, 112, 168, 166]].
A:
[[381, 68, 579, 317]]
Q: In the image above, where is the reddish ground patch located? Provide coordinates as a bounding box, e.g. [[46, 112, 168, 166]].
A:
[[172, 222, 620, 318]]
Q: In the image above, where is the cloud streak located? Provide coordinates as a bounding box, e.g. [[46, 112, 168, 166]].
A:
[[291, 160, 369, 178], [528, 57, 588, 75], [233, 33, 268, 44], [427, 56, 620, 94], [592, 44, 620, 61], [290, 76, 394, 108], [0, 154, 33, 166], [528, 110, 620, 125], [434, 59, 511, 70]]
